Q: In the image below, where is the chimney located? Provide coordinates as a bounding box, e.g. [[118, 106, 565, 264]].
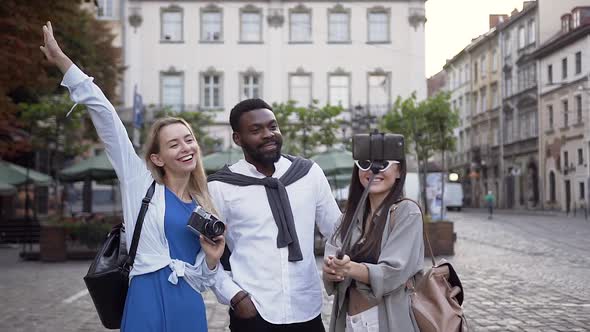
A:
[[523, 1, 535, 10], [489, 14, 509, 28]]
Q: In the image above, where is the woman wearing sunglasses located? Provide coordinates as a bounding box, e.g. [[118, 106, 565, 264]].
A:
[[323, 157, 424, 331]]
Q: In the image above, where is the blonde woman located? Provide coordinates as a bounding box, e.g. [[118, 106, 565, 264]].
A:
[[40, 22, 225, 331]]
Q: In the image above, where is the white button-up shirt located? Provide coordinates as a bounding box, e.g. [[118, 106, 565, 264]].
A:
[[209, 157, 341, 324]]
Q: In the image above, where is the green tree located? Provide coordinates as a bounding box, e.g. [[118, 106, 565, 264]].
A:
[[152, 108, 223, 155], [380, 92, 459, 214], [0, 0, 123, 159], [272, 101, 344, 158]]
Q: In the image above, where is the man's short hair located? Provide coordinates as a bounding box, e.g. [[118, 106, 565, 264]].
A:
[[230, 98, 273, 132]]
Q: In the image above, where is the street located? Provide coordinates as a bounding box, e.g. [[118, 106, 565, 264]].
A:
[[0, 210, 588, 331]]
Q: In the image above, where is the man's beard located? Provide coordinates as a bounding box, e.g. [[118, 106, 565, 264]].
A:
[[243, 139, 283, 166]]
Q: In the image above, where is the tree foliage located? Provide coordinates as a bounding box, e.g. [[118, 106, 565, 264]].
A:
[[380, 92, 459, 213], [0, 0, 123, 159], [272, 101, 344, 158]]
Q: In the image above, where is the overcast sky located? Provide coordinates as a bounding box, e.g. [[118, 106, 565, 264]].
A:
[[425, 0, 528, 77]]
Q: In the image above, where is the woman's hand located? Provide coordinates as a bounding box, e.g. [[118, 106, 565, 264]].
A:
[[323, 256, 342, 282], [324, 255, 370, 284], [40, 21, 73, 74], [200, 233, 225, 270]]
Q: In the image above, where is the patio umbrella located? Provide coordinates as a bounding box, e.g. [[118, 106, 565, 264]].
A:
[[310, 149, 353, 177], [59, 152, 116, 182], [0, 160, 52, 186], [0, 182, 16, 196], [202, 148, 243, 174]]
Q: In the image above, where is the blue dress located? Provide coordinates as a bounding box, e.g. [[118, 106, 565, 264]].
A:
[[121, 188, 208, 332]]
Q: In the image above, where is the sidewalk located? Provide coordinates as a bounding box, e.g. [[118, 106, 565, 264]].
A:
[[461, 207, 589, 220]]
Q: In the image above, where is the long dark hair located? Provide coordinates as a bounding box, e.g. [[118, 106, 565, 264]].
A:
[[333, 160, 407, 261]]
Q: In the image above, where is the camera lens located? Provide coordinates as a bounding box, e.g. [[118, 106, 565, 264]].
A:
[[206, 220, 225, 237]]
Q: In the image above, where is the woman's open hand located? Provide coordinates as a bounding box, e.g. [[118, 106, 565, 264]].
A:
[[40, 21, 73, 74]]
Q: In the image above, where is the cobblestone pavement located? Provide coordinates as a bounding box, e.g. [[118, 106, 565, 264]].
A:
[[0, 211, 588, 331]]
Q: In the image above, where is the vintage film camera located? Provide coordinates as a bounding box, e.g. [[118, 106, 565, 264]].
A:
[[187, 206, 225, 244]]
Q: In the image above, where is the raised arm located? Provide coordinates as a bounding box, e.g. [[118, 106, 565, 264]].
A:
[[40, 21, 147, 183]]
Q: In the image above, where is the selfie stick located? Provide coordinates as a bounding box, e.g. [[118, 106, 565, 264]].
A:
[[336, 161, 386, 260]]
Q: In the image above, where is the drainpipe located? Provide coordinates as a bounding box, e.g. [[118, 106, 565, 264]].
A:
[[498, 29, 506, 209]]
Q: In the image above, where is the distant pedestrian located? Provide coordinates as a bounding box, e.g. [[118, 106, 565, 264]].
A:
[[485, 191, 495, 219]]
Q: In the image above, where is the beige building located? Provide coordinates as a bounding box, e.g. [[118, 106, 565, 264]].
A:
[[534, 6, 590, 212], [446, 16, 505, 207]]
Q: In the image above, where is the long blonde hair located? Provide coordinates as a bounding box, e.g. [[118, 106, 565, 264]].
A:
[[144, 117, 218, 216]]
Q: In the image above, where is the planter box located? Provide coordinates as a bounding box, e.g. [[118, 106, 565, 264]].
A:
[[424, 221, 455, 256], [40, 225, 67, 262]]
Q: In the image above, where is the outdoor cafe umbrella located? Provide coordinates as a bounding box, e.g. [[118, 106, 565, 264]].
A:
[[0, 182, 17, 196], [202, 148, 243, 174], [310, 149, 353, 177], [59, 152, 117, 213], [59, 152, 116, 182], [0, 160, 52, 186]]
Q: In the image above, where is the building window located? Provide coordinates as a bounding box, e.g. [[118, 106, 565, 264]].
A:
[[367, 8, 390, 43], [562, 15, 571, 32], [480, 55, 486, 78], [474, 62, 478, 82], [201, 7, 223, 42], [518, 25, 525, 49], [474, 92, 479, 114], [367, 73, 390, 115], [289, 73, 312, 106], [290, 7, 312, 43], [528, 19, 535, 44], [504, 32, 511, 56], [464, 63, 469, 82], [578, 148, 584, 165], [240, 72, 261, 100], [504, 72, 512, 96], [562, 57, 568, 79], [480, 88, 487, 112], [328, 7, 351, 43], [564, 151, 569, 169], [161, 72, 184, 112], [547, 64, 553, 84], [240, 6, 262, 42], [575, 95, 582, 123], [328, 74, 350, 107], [573, 10, 581, 29], [97, 0, 114, 19], [201, 71, 222, 109], [575, 51, 582, 75], [491, 85, 499, 108], [563, 100, 569, 127], [161, 7, 183, 42], [580, 182, 585, 200], [491, 49, 498, 72], [548, 105, 554, 129]]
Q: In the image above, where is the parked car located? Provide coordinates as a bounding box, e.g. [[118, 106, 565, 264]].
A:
[[444, 182, 464, 211]]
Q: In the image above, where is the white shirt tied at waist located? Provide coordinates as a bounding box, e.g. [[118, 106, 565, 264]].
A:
[[60, 64, 219, 294], [209, 158, 341, 324]]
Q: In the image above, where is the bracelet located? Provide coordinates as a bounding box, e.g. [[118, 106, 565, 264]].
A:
[[230, 291, 249, 310]]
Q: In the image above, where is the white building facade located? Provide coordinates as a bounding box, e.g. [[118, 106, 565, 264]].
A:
[[120, 0, 426, 146], [535, 7, 590, 212]]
